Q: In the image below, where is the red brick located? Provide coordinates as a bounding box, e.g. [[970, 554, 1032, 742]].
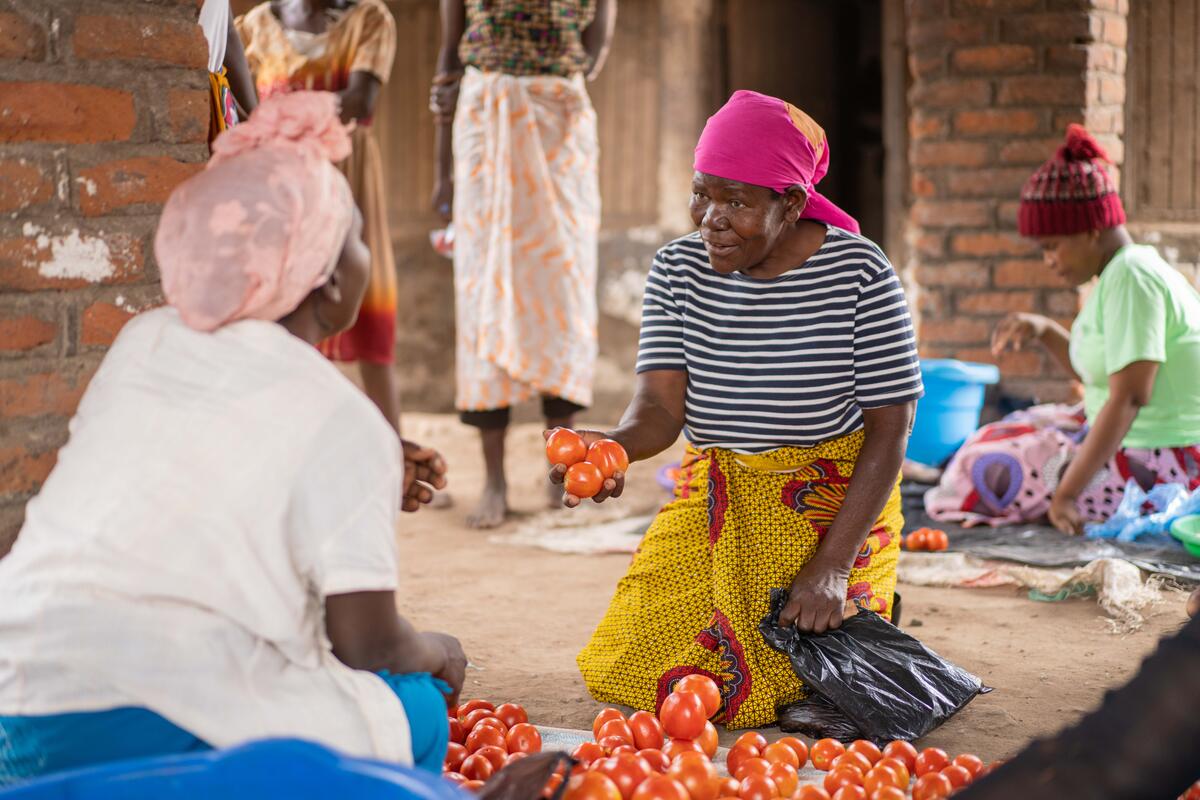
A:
[[0, 230, 143, 291], [0, 366, 95, 420], [911, 172, 938, 198], [915, 261, 991, 288], [954, 109, 1041, 136], [910, 19, 990, 48], [81, 302, 135, 347], [999, 137, 1066, 165], [998, 200, 1022, 225], [914, 233, 947, 259], [918, 288, 949, 315], [0, 82, 135, 144], [909, 48, 947, 80], [911, 199, 993, 227], [911, 78, 991, 109], [952, 44, 1036, 73], [953, 0, 1041, 11], [0, 444, 56, 495], [998, 76, 1086, 105], [909, 112, 947, 141], [994, 258, 1067, 287], [913, 141, 992, 168], [955, 348, 1044, 377], [1043, 288, 1082, 315], [0, 313, 57, 353], [957, 290, 1037, 314], [951, 232, 1036, 257], [909, 0, 950, 20], [0, 11, 45, 61], [73, 14, 207, 68], [77, 156, 203, 217], [1044, 44, 1089, 71], [945, 167, 1031, 197], [162, 89, 210, 144], [0, 158, 54, 213], [919, 317, 992, 344], [1001, 13, 1093, 43]]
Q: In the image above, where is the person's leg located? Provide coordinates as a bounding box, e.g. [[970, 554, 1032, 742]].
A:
[[461, 409, 510, 528], [377, 672, 451, 774], [542, 396, 586, 508]]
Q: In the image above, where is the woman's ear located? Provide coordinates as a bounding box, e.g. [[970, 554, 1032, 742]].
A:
[[319, 271, 343, 305], [783, 185, 808, 223]]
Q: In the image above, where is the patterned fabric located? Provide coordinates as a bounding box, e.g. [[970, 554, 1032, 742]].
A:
[[460, 0, 595, 78], [577, 430, 903, 729], [452, 67, 599, 412], [1018, 124, 1125, 237], [237, 1, 398, 364], [636, 230, 923, 453], [925, 404, 1200, 526]]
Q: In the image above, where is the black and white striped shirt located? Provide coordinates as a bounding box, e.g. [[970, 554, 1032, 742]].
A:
[[636, 228, 923, 453]]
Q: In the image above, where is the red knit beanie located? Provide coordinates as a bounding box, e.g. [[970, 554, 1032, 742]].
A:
[[1017, 124, 1126, 237]]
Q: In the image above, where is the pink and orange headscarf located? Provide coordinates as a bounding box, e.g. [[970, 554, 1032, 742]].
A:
[[693, 90, 860, 234], [156, 91, 355, 332]]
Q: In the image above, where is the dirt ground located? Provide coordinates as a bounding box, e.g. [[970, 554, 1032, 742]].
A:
[[394, 412, 1192, 762]]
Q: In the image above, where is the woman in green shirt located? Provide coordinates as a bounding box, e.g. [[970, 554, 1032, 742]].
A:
[[927, 125, 1200, 535]]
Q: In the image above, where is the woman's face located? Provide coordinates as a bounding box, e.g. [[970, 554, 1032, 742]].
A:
[[689, 172, 799, 274], [321, 207, 370, 333], [1034, 232, 1102, 286]]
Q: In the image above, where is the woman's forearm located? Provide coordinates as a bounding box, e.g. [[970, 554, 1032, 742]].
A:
[[1056, 396, 1139, 501], [605, 371, 687, 462]]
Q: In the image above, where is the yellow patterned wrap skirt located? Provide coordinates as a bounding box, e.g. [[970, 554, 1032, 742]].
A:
[[577, 429, 903, 729]]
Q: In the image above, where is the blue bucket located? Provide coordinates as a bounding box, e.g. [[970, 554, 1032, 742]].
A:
[[0, 739, 465, 800], [905, 359, 1000, 467]]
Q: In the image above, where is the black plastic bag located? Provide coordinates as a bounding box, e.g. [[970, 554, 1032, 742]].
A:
[[778, 694, 863, 742], [760, 589, 987, 742]]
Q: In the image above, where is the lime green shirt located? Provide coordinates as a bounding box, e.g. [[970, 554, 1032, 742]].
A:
[[1069, 244, 1200, 448]]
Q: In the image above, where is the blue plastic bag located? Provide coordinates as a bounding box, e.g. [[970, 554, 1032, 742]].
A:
[[1084, 479, 1200, 544]]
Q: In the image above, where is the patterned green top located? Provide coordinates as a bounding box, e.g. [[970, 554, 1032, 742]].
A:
[[459, 0, 596, 77]]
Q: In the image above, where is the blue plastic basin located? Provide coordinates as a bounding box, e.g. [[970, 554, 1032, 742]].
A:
[[905, 359, 1000, 467]]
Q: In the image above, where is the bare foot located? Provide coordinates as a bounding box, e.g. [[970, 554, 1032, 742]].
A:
[[467, 484, 508, 529]]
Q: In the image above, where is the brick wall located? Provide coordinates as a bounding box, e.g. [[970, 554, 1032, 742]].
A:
[[904, 0, 1128, 403], [0, 0, 209, 555]]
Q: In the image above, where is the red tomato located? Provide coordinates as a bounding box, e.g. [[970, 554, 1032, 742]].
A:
[[638, 749, 670, 774], [506, 752, 529, 766], [507, 723, 543, 754], [593, 709, 627, 740], [925, 529, 949, 551], [762, 742, 800, 769], [673, 674, 722, 719], [598, 719, 637, 747], [951, 753, 984, 778], [823, 768, 863, 795], [1182, 780, 1200, 800], [724, 744, 759, 778], [475, 745, 507, 772], [458, 700, 495, 719], [811, 739, 847, 771], [565, 771, 623, 800], [765, 763, 799, 797], [594, 753, 654, 800], [546, 428, 588, 468], [697, 722, 719, 758], [573, 741, 608, 768], [875, 758, 909, 787], [565, 461, 606, 499], [587, 439, 630, 479], [914, 748, 949, 777], [463, 780, 486, 793], [445, 742, 469, 772], [631, 775, 691, 800], [941, 765, 972, 790], [777, 737, 809, 769], [831, 788, 867, 800], [911, 772, 953, 800], [904, 530, 928, 551], [629, 711, 665, 751], [666, 752, 719, 800], [443, 772, 468, 786], [662, 738, 704, 762], [832, 752, 872, 776], [797, 788, 832, 800], [466, 725, 507, 754], [734, 757, 771, 782], [737, 775, 779, 800], [460, 753, 495, 782], [734, 732, 769, 752], [495, 703, 529, 729], [881, 741, 917, 772], [611, 745, 637, 757], [847, 741, 882, 766], [870, 788, 906, 800], [861, 765, 900, 796], [659, 692, 706, 740], [600, 736, 632, 754], [475, 717, 509, 735], [719, 777, 741, 797], [462, 709, 497, 732], [543, 773, 566, 799], [448, 717, 465, 745]]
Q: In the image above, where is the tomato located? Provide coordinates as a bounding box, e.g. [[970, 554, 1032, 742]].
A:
[[476, 745, 508, 772], [811, 739, 847, 771], [823, 768, 863, 795], [629, 711, 666, 751], [507, 722, 543, 754], [543, 773, 566, 799], [904, 530, 928, 551], [1183, 780, 1200, 800], [951, 753, 984, 778], [765, 763, 799, 797], [495, 703, 529, 729], [547, 428, 588, 468], [594, 709, 627, 739], [733, 757, 771, 781], [914, 748, 949, 777], [460, 753, 495, 782], [737, 775, 779, 800], [565, 771, 623, 800], [697, 722, 719, 758], [630, 775, 691, 800], [719, 777, 740, 797], [506, 752, 529, 766], [448, 717, 465, 745], [612, 745, 637, 757], [847, 741, 882, 766], [875, 758, 909, 787], [444, 772, 469, 786], [587, 439, 630, 479], [797, 788, 832, 800], [462, 709, 497, 732], [595, 753, 654, 800], [598, 719, 637, 747], [600, 736, 632, 754], [674, 674, 722, 719], [724, 744, 760, 779], [869, 788, 905, 800], [574, 741, 608, 768], [638, 749, 670, 773], [734, 732, 769, 752], [762, 741, 800, 769], [475, 717, 509, 735], [925, 529, 949, 551], [881, 741, 917, 772], [667, 752, 719, 800], [463, 780, 486, 793], [911, 772, 953, 800], [466, 725, 507, 753], [659, 691, 706, 740], [458, 699, 495, 719], [941, 765, 972, 789], [831, 787, 867, 800], [663, 738, 705, 762], [445, 742, 469, 772], [832, 752, 872, 776], [861, 765, 900, 796], [776, 737, 808, 769], [565, 461, 605, 498]]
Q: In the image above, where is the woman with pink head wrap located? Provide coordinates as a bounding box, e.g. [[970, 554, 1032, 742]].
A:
[[571, 92, 926, 729], [0, 93, 476, 782]]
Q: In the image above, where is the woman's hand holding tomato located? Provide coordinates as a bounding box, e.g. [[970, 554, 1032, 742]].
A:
[[545, 429, 628, 507]]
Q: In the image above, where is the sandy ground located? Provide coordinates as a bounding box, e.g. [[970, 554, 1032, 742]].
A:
[[393, 412, 1192, 762]]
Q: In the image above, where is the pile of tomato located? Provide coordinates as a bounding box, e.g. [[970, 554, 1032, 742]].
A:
[[442, 699, 544, 792], [902, 528, 949, 552], [546, 429, 629, 499]]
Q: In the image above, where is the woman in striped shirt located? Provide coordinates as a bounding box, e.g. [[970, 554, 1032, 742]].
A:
[[564, 92, 924, 728]]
